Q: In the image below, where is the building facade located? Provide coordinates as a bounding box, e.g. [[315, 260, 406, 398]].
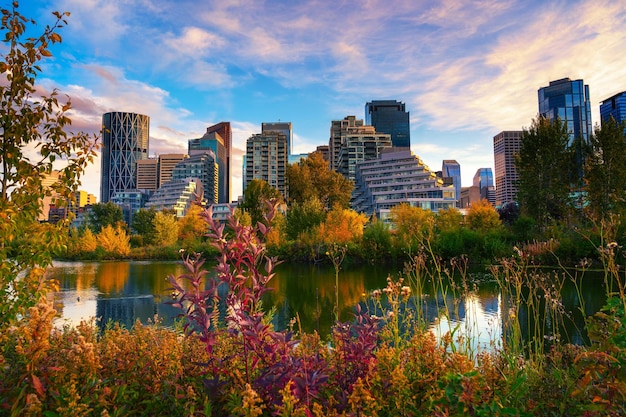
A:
[[145, 178, 204, 217], [262, 122, 293, 157], [244, 130, 289, 199], [136, 159, 158, 191], [337, 125, 392, 182], [205, 122, 232, 202], [538, 78, 592, 144], [158, 154, 188, 188], [329, 116, 364, 171], [189, 125, 229, 203], [473, 168, 495, 205], [365, 100, 410, 149], [171, 152, 219, 204], [100, 112, 150, 203], [352, 150, 456, 220], [600, 91, 626, 132], [493, 130, 521, 206], [441, 160, 461, 207]]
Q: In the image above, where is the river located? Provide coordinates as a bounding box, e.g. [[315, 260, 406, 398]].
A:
[[47, 259, 608, 350]]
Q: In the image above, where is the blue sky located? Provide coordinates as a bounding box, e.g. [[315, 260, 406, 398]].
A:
[[20, 0, 626, 200]]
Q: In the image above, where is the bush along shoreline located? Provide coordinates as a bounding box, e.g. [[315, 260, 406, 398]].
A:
[[3, 204, 625, 415]]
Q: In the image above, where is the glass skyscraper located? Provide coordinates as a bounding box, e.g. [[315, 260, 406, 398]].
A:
[[100, 112, 150, 203], [600, 91, 626, 132], [189, 122, 230, 204], [365, 100, 410, 149], [441, 160, 461, 206], [538, 78, 592, 144]]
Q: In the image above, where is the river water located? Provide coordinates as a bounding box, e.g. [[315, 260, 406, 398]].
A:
[[47, 259, 608, 350]]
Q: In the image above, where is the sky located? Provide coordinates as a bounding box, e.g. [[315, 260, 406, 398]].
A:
[[18, 0, 626, 201]]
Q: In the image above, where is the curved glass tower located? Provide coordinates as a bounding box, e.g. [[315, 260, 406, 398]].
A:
[[100, 112, 150, 203]]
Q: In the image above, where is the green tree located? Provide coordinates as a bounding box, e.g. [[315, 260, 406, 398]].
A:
[[516, 117, 572, 229], [0, 4, 97, 328], [89, 201, 124, 233], [153, 211, 179, 246], [585, 118, 626, 221], [131, 207, 157, 244], [239, 179, 282, 226], [286, 151, 353, 209], [285, 197, 326, 240]]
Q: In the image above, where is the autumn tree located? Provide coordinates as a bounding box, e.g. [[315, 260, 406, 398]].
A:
[[516, 117, 572, 229], [435, 207, 464, 233], [317, 206, 368, 245], [177, 204, 207, 243], [584, 117, 626, 222], [153, 211, 179, 246], [239, 179, 282, 226], [0, 4, 97, 328], [97, 224, 131, 257], [465, 199, 502, 233], [286, 151, 353, 209], [389, 203, 434, 251]]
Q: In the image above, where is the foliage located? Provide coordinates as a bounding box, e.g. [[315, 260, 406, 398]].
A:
[[153, 211, 179, 246], [584, 117, 626, 222], [317, 205, 368, 245], [435, 207, 464, 233], [239, 179, 283, 226], [131, 207, 156, 244], [498, 201, 521, 226], [465, 198, 503, 233], [390, 203, 435, 252], [362, 218, 393, 262], [285, 197, 326, 241], [79, 227, 97, 253], [96, 224, 131, 257], [0, 3, 97, 331], [88, 201, 123, 233], [286, 151, 353, 209], [177, 204, 207, 244], [516, 117, 573, 228]]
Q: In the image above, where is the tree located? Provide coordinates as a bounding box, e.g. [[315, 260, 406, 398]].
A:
[[389, 203, 434, 250], [516, 117, 572, 228], [89, 201, 124, 233], [435, 207, 463, 233], [285, 197, 326, 240], [286, 151, 353, 209], [239, 179, 282, 226], [153, 211, 179, 246], [97, 224, 131, 257], [584, 118, 626, 221], [466, 199, 502, 233], [131, 207, 157, 244], [317, 206, 368, 245], [177, 204, 207, 243], [0, 4, 97, 328]]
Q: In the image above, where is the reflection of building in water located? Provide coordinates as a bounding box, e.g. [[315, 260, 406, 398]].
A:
[[96, 295, 157, 330]]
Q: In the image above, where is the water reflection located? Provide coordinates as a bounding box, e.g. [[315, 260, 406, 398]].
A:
[[47, 260, 607, 346]]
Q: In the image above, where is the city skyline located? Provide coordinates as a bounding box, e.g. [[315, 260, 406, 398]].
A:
[[22, 1, 626, 200]]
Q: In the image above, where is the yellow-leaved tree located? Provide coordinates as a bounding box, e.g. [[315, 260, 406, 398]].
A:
[[80, 228, 98, 253], [97, 225, 131, 257], [317, 206, 368, 245], [153, 211, 179, 246], [389, 203, 434, 251], [466, 199, 502, 233]]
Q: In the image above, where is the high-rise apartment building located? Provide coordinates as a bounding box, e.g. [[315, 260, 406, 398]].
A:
[[365, 100, 410, 149], [262, 122, 293, 157], [352, 150, 456, 220], [189, 123, 230, 203], [329, 116, 364, 171], [441, 160, 461, 206], [538, 78, 592, 144], [158, 153, 188, 187], [600, 91, 626, 131], [136, 159, 158, 191], [100, 112, 150, 203], [244, 130, 289, 199], [171, 152, 219, 204], [493, 131, 522, 206], [336, 125, 392, 182]]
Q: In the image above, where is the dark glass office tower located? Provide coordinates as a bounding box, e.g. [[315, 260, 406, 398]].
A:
[[538, 78, 592, 144], [100, 112, 150, 203], [600, 91, 626, 132], [365, 100, 410, 149]]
